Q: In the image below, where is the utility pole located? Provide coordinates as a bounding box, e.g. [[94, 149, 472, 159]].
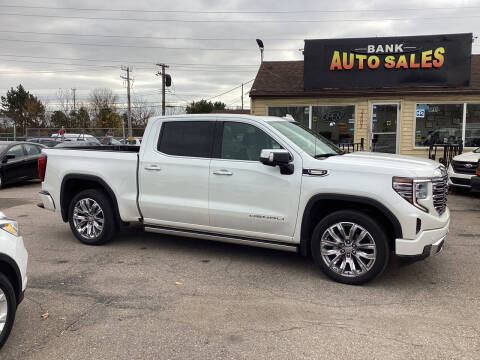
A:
[[241, 83, 244, 110], [71, 88, 76, 111], [120, 66, 133, 139], [155, 63, 169, 116]]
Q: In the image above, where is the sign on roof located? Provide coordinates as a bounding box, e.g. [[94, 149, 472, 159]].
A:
[[304, 33, 472, 89]]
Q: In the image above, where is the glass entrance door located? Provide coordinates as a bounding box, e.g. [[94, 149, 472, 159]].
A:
[[371, 104, 399, 153]]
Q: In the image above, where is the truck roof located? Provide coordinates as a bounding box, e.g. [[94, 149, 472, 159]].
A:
[[148, 114, 292, 124]]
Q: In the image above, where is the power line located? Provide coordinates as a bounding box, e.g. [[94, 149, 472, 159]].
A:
[[205, 79, 254, 102], [1, 12, 479, 23], [0, 37, 296, 51], [3, 30, 478, 44], [1, 4, 479, 14], [0, 58, 257, 72], [0, 54, 259, 67], [0, 30, 304, 41], [0, 68, 113, 74]]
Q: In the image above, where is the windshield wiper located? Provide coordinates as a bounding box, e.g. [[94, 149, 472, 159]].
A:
[[314, 153, 338, 158], [314, 152, 344, 158]]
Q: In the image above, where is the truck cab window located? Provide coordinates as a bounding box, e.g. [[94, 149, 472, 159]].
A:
[[158, 121, 215, 158], [221, 122, 281, 161]]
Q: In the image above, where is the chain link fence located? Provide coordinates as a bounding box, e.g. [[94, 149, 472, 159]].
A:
[[25, 128, 145, 139], [0, 132, 17, 141]]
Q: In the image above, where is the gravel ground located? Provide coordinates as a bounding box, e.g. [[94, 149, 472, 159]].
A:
[[1, 182, 479, 360]]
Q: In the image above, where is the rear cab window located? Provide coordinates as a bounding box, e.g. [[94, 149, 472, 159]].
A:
[[157, 121, 215, 158]]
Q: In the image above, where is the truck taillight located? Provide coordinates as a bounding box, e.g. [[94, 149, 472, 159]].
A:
[[38, 155, 47, 182]]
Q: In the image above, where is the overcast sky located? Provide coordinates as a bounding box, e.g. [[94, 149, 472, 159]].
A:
[[0, 0, 479, 113]]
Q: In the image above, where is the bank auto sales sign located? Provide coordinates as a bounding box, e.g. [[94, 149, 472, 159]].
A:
[[304, 33, 472, 89]]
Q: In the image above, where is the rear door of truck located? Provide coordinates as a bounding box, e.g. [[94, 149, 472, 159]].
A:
[[138, 118, 214, 228]]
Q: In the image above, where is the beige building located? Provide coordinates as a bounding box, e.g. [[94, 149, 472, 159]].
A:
[[249, 56, 480, 159]]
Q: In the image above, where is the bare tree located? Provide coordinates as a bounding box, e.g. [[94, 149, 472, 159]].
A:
[[166, 105, 186, 116], [130, 98, 156, 128], [88, 88, 118, 119], [56, 89, 73, 116]]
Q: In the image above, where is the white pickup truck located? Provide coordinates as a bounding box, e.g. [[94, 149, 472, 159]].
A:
[[38, 114, 450, 284]]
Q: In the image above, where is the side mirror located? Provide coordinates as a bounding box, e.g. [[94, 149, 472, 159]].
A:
[[259, 149, 294, 175], [2, 154, 15, 163]]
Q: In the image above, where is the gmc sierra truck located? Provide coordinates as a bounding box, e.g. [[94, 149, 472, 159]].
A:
[[38, 114, 450, 284]]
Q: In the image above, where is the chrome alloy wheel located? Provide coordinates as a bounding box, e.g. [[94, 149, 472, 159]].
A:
[[320, 222, 377, 278], [72, 198, 104, 239], [0, 289, 7, 333]]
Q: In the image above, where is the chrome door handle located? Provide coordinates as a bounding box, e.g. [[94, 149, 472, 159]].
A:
[[144, 165, 161, 171], [213, 169, 233, 176]]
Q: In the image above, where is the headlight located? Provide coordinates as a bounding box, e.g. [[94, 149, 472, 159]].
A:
[[0, 220, 19, 237], [392, 177, 430, 213]]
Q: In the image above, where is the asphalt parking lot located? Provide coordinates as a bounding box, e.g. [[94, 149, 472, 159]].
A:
[[0, 182, 479, 359]]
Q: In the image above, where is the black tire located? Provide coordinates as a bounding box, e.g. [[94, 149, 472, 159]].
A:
[[68, 189, 116, 245], [0, 273, 17, 349], [311, 210, 390, 285]]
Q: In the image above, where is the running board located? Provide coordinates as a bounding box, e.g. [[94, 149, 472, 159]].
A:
[[144, 225, 298, 253]]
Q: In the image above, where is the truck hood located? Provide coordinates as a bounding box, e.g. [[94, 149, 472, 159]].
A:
[[452, 150, 480, 163], [309, 152, 442, 178]]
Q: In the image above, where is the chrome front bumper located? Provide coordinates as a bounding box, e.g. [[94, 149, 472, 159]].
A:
[[396, 220, 449, 257], [427, 235, 446, 256]]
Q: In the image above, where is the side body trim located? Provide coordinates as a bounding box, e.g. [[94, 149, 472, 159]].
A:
[[144, 224, 298, 253]]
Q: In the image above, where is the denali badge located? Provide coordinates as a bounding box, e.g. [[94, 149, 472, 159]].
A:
[[249, 214, 285, 222]]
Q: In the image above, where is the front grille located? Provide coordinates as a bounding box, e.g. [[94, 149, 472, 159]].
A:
[[450, 177, 471, 186], [451, 160, 477, 175], [432, 167, 448, 215]]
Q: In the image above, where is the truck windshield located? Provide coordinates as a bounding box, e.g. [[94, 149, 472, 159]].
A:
[[269, 121, 343, 158]]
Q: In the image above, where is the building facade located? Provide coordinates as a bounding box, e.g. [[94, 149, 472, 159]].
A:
[[250, 34, 480, 158]]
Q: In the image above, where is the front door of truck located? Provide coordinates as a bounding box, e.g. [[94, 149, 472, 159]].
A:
[[209, 120, 301, 241], [138, 119, 214, 228]]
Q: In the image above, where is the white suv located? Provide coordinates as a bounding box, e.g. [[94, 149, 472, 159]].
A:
[[448, 148, 480, 189], [0, 212, 28, 348]]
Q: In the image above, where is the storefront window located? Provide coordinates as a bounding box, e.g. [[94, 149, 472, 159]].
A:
[[415, 104, 463, 146], [268, 106, 309, 128], [466, 104, 480, 147], [312, 105, 355, 144]]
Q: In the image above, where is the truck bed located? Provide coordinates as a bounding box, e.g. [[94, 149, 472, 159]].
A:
[[42, 147, 141, 222]]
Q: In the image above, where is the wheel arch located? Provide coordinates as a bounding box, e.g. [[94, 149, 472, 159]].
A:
[[60, 174, 122, 227], [0, 254, 22, 305], [300, 194, 403, 257]]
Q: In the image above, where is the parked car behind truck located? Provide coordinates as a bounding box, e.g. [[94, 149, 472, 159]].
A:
[[448, 147, 480, 189], [471, 160, 480, 192], [0, 142, 46, 188], [38, 114, 450, 284]]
